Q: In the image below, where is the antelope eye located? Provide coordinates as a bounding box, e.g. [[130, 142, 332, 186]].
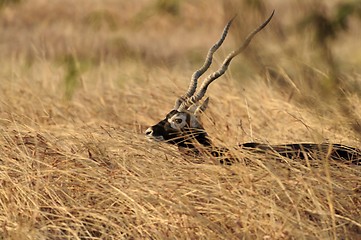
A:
[[174, 118, 183, 124]]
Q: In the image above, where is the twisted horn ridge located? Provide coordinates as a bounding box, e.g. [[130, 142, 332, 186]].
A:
[[178, 10, 275, 111], [173, 16, 236, 110]]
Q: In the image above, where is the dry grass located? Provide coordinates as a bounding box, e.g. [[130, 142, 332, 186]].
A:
[[0, 0, 360, 239]]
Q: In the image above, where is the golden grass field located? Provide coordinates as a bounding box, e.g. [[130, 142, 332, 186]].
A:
[[0, 0, 360, 239]]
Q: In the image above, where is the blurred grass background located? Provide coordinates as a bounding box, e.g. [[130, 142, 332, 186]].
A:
[[0, 0, 360, 239], [1, 0, 361, 132]]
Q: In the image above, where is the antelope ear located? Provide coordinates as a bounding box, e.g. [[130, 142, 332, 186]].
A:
[[194, 97, 209, 116]]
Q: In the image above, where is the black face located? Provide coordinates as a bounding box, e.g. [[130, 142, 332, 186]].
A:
[[145, 110, 182, 143], [145, 110, 210, 148]]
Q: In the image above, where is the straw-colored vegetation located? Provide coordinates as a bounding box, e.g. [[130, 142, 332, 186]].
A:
[[0, 0, 360, 239]]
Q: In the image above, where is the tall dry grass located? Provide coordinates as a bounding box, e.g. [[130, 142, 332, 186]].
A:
[[0, 0, 360, 239]]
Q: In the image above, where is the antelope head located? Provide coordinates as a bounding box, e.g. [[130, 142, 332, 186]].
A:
[[145, 11, 274, 150]]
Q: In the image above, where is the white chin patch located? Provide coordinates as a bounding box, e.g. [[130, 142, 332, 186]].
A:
[[146, 135, 165, 142]]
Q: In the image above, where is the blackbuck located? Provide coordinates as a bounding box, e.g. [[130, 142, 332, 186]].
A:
[[145, 11, 361, 166]]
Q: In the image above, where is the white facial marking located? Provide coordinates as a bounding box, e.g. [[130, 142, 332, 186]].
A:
[[168, 111, 204, 131], [146, 135, 164, 142], [168, 113, 187, 130]]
